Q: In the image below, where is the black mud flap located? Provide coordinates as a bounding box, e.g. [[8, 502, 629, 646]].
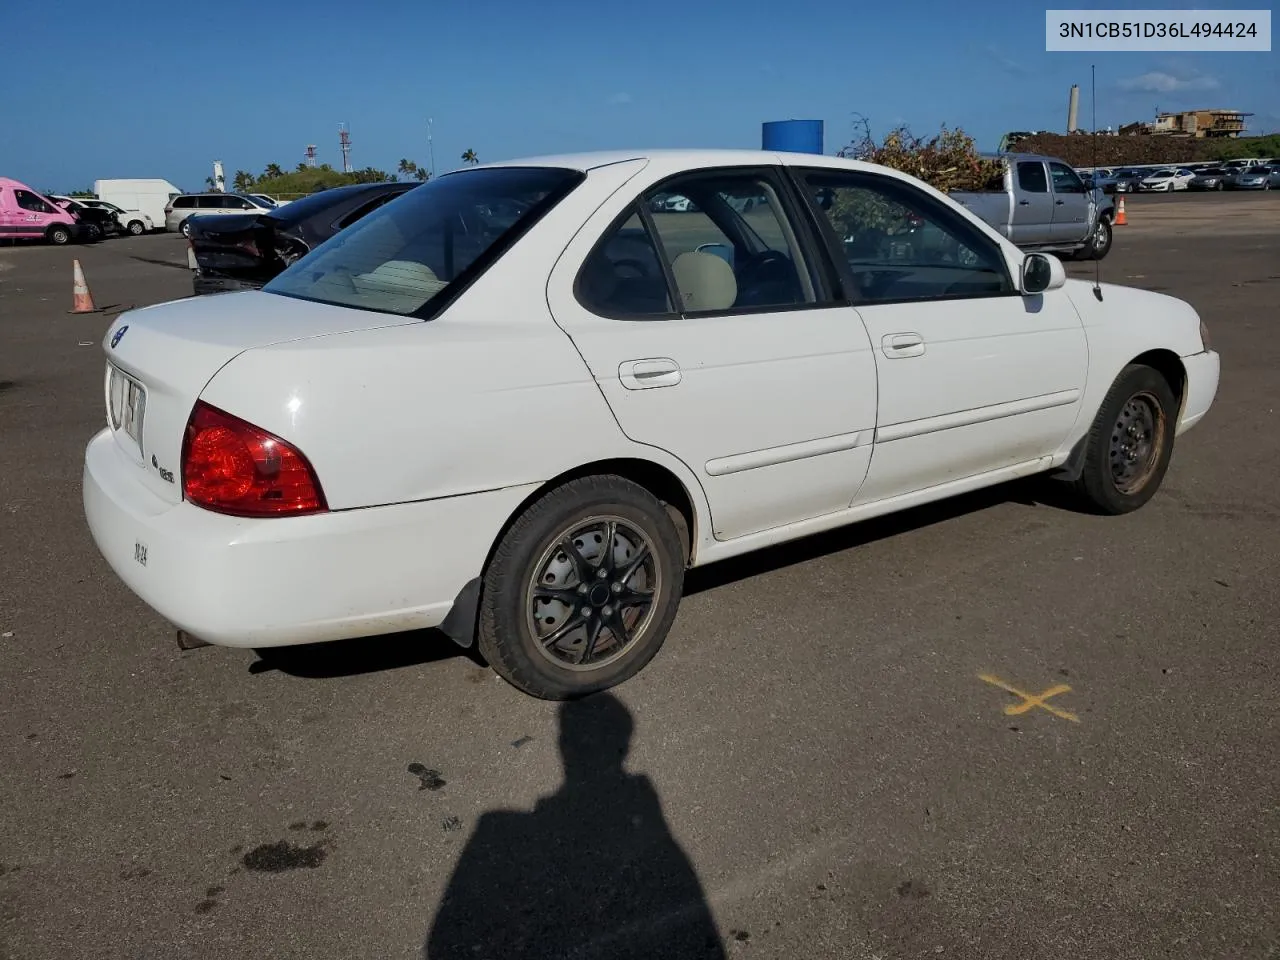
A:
[[439, 577, 482, 650]]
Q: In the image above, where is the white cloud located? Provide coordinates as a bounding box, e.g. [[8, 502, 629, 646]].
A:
[[1117, 71, 1220, 94], [608, 92, 633, 106]]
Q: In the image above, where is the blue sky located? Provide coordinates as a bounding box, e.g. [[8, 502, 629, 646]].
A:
[[2, 0, 1276, 192]]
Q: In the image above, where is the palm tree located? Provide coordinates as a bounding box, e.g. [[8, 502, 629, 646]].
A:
[[263, 163, 284, 179], [414, 168, 430, 181], [461, 149, 478, 164], [397, 158, 418, 180], [233, 170, 255, 192]]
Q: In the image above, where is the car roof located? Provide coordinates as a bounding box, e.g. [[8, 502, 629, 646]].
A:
[[458, 148, 926, 178]]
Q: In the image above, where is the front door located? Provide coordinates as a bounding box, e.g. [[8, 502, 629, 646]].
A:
[[547, 166, 880, 542], [1048, 161, 1092, 243], [794, 166, 1089, 504], [10, 187, 61, 237]]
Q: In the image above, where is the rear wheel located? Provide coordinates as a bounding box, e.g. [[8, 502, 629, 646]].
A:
[[47, 225, 71, 245], [1071, 364, 1178, 515], [477, 475, 685, 700]]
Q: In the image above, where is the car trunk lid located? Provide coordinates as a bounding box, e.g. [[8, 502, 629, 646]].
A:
[[101, 290, 422, 505]]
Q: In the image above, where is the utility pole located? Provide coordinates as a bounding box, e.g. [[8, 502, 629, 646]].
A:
[[427, 117, 436, 179]]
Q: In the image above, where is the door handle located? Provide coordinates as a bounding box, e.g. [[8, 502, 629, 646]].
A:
[[1055, 199, 1065, 205], [619, 358, 681, 390], [881, 333, 925, 359], [1018, 200, 1030, 206]]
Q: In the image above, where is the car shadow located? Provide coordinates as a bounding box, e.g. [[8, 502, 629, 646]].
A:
[[247, 628, 485, 680], [684, 474, 1080, 596], [249, 476, 1083, 680]]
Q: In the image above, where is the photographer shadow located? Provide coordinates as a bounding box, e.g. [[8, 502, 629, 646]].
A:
[[424, 693, 726, 959]]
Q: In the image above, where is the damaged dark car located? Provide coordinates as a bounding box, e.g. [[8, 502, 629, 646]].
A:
[[187, 181, 422, 295]]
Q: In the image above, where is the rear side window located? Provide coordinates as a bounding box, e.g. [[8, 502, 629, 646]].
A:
[[174, 196, 196, 208], [1017, 162, 1048, 193], [264, 167, 583, 318]]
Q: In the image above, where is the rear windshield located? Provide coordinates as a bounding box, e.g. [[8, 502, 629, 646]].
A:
[[268, 184, 408, 223], [263, 167, 583, 317]]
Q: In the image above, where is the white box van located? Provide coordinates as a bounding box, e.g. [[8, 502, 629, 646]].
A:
[[93, 179, 182, 232]]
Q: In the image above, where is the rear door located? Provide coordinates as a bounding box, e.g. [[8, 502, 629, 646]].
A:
[[1011, 161, 1053, 244], [547, 165, 880, 542], [1048, 161, 1091, 243]]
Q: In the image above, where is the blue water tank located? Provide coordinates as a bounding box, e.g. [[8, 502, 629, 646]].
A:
[[762, 119, 824, 154]]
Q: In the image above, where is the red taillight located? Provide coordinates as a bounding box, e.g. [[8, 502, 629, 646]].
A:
[[181, 401, 326, 517]]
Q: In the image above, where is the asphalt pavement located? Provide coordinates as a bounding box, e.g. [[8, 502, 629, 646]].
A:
[[1, 195, 1278, 960]]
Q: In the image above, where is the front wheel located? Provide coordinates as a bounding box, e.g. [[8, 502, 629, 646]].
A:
[[478, 475, 686, 700], [127, 220, 146, 236], [179, 219, 192, 238], [1071, 364, 1178, 515], [1084, 216, 1113, 260]]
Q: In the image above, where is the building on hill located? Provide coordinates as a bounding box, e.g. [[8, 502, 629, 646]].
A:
[[1122, 109, 1252, 138]]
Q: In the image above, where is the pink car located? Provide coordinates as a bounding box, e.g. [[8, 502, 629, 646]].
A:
[[0, 177, 81, 244]]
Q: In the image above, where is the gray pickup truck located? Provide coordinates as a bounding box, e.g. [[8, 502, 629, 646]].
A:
[[950, 152, 1116, 261]]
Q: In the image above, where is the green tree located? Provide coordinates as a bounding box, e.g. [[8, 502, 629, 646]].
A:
[[461, 148, 478, 164], [397, 158, 418, 179], [233, 170, 256, 192], [414, 167, 430, 181], [262, 163, 284, 179]]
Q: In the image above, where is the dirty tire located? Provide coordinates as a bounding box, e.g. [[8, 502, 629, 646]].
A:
[[1071, 363, 1178, 515], [478, 475, 685, 700]]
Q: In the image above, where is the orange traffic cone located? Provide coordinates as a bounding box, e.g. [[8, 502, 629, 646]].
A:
[[71, 259, 98, 313], [1114, 196, 1128, 226]]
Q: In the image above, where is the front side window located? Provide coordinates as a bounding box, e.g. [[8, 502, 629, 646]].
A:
[[1049, 162, 1086, 194], [801, 169, 1013, 305], [14, 190, 56, 214], [265, 166, 582, 317]]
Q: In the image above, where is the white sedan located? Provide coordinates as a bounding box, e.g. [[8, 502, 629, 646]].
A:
[[1139, 168, 1196, 192], [83, 149, 1220, 699]]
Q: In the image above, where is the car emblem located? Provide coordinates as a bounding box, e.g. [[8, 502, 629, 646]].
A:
[[110, 325, 128, 349]]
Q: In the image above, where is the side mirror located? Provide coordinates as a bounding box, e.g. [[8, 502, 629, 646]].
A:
[[1021, 252, 1066, 295]]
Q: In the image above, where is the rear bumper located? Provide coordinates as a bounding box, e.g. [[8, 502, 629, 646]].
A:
[[82, 428, 538, 648], [1177, 349, 1220, 435]]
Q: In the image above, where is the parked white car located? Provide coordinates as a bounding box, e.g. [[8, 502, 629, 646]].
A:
[[76, 198, 154, 235], [1139, 168, 1195, 192], [83, 149, 1220, 699]]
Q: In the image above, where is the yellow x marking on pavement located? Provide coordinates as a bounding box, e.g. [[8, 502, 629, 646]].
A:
[[978, 673, 1080, 723]]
